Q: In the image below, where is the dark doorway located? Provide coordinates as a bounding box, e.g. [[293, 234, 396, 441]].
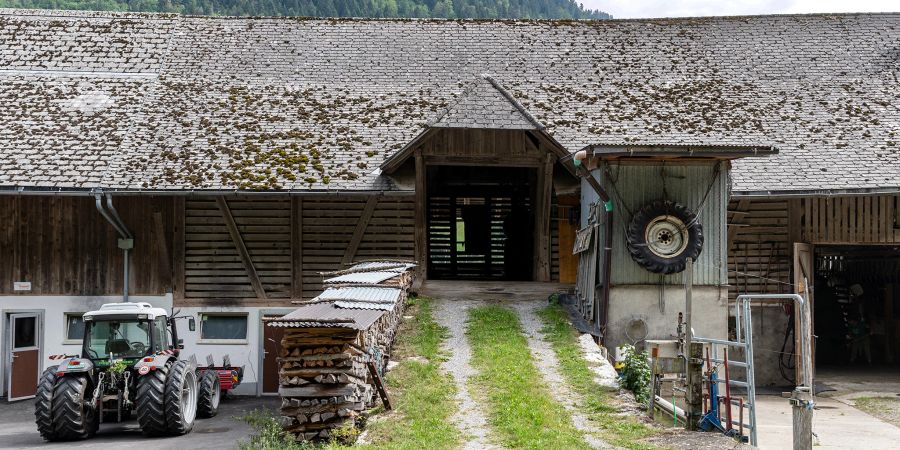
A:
[[426, 165, 536, 280], [812, 245, 900, 370]]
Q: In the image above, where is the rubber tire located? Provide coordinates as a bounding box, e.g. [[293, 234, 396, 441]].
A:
[[136, 363, 170, 436], [626, 200, 704, 274], [197, 370, 220, 419], [165, 360, 197, 435], [34, 367, 59, 441], [50, 375, 98, 440]]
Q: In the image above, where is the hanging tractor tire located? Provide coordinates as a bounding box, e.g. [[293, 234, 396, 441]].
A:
[[136, 363, 170, 436], [197, 370, 220, 419], [50, 375, 98, 440], [165, 360, 198, 435], [34, 368, 59, 441], [626, 200, 703, 274]]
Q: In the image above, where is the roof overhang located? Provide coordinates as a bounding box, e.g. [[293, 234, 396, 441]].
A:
[[584, 143, 778, 160]]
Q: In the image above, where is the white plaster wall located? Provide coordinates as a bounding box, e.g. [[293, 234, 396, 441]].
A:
[[0, 296, 293, 397], [605, 285, 728, 354], [0, 294, 172, 397]]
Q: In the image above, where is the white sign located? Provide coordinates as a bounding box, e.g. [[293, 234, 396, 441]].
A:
[[13, 281, 31, 291]]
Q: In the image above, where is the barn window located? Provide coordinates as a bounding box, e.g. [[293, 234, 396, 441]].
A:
[[65, 313, 85, 343], [199, 314, 249, 343]]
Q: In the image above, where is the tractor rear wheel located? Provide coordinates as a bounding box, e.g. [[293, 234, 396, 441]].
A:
[[197, 370, 220, 418], [50, 375, 98, 440], [136, 363, 170, 436], [165, 360, 198, 435], [34, 367, 58, 441]]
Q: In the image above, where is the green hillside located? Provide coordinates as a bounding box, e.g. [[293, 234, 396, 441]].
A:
[[0, 0, 611, 19]]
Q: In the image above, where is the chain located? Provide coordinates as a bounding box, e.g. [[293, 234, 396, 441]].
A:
[[92, 371, 105, 405]]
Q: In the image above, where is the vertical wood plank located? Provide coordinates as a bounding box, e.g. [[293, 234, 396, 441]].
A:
[[173, 197, 186, 301], [291, 197, 303, 300], [534, 152, 555, 282], [881, 196, 889, 242], [414, 150, 427, 281], [826, 197, 834, 242]]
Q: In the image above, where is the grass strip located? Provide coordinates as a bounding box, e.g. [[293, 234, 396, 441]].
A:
[[238, 296, 460, 450], [537, 304, 660, 450], [360, 296, 461, 449], [466, 305, 592, 450]]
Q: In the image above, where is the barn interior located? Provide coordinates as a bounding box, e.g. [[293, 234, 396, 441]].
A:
[[426, 165, 536, 281], [813, 245, 900, 376]]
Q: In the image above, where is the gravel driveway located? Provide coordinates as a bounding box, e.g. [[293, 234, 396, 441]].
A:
[[0, 395, 280, 449]]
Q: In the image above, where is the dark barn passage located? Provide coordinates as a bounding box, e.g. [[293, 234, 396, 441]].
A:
[[426, 165, 536, 280]]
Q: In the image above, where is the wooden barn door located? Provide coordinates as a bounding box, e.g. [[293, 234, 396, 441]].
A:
[[262, 316, 286, 394], [7, 313, 41, 401]]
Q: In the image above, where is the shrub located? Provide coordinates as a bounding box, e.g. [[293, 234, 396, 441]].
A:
[[619, 345, 651, 405]]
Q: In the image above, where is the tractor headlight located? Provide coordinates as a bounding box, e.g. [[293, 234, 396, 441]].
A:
[[137, 314, 148, 320]]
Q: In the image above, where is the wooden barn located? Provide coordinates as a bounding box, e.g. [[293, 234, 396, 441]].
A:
[[1, 9, 899, 399]]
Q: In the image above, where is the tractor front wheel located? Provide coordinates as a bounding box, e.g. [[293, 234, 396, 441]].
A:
[[50, 375, 98, 440], [136, 363, 170, 436], [165, 360, 198, 435], [197, 370, 220, 418], [34, 368, 59, 441]]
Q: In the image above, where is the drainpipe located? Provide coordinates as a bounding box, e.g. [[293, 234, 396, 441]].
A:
[[95, 193, 134, 302], [572, 151, 614, 340]]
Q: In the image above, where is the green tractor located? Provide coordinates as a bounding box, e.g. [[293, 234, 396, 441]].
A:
[[35, 302, 220, 441]]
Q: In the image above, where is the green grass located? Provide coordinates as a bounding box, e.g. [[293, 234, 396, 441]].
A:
[[360, 296, 461, 449], [537, 304, 660, 450], [238, 296, 460, 450], [466, 305, 592, 450], [853, 396, 900, 427]]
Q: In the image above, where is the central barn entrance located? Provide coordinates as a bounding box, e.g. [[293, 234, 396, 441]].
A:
[[426, 165, 536, 280]]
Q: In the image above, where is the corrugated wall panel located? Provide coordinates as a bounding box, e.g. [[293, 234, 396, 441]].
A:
[[587, 161, 728, 286]]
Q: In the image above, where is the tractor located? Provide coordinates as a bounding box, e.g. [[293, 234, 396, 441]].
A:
[[34, 302, 220, 441]]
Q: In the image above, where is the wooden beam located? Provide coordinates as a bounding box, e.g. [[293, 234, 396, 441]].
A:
[[535, 152, 555, 282], [367, 361, 393, 410], [423, 154, 544, 167], [342, 196, 379, 265], [414, 150, 427, 280], [216, 196, 267, 300], [291, 197, 303, 300], [172, 197, 185, 302]]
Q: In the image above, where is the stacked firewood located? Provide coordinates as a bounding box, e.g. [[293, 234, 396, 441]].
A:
[[272, 261, 415, 441]]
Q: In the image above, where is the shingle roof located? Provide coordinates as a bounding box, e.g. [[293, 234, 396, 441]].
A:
[[1, 10, 899, 194]]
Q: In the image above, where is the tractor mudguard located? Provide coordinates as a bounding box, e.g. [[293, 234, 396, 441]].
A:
[[133, 354, 175, 376], [133, 354, 198, 376], [54, 358, 94, 375]]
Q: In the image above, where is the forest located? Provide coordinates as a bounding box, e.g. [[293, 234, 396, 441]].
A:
[[0, 0, 611, 19]]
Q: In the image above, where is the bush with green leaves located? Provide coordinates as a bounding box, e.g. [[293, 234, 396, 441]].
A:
[[619, 345, 651, 405]]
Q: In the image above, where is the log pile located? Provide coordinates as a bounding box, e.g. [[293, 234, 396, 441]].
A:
[[269, 260, 416, 441]]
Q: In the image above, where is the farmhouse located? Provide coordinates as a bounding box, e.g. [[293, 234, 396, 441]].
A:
[[1, 9, 898, 400]]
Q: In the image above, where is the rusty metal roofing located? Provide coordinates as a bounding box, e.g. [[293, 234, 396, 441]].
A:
[[324, 271, 400, 285]]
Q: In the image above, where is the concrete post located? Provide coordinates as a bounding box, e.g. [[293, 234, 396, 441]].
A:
[[686, 341, 703, 430]]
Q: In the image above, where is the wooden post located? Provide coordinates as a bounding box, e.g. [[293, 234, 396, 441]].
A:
[[414, 151, 427, 281], [534, 153, 555, 282], [687, 342, 703, 431], [291, 197, 303, 300], [172, 197, 185, 301]]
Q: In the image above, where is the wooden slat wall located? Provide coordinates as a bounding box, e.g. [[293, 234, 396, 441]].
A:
[[0, 196, 173, 296], [184, 197, 291, 300], [300, 196, 415, 299], [793, 195, 899, 244], [727, 199, 792, 299]]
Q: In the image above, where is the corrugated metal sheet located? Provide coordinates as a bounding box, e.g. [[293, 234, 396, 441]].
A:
[[586, 161, 728, 286], [324, 271, 399, 285], [334, 301, 395, 311], [315, 286, 401, 303], [346, 261, 417, 273], [267, 302, 385, 330]]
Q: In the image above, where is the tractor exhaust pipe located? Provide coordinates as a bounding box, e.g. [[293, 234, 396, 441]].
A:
[[95, 193, 134, 302]]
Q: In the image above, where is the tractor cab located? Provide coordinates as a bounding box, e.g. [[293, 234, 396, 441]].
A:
[[81, 303, 175, 366]]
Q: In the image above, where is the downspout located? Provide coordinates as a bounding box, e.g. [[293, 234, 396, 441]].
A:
[[95, 193, 134, 302], [572, 151, 614, 341]]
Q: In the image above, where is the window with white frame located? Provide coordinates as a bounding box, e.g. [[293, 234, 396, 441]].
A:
[[199, 313, 248, 343], [64, 313, 86, 343]]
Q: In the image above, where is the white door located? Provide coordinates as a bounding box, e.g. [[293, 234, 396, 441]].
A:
[[7, 313, 41, 401]]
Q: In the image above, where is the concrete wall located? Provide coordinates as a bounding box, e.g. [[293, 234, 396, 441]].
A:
[[605, 285, 728, 353], [745, 305, 793, 387], [0, 295, 285, 397]]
